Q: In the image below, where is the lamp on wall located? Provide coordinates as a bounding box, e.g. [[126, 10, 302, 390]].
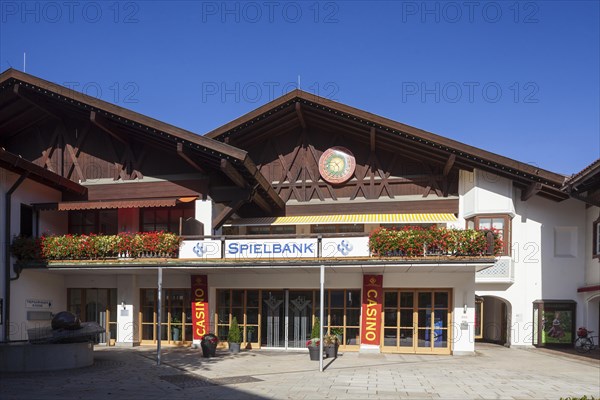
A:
[[463, 304, 468, 314], [121, 300, 126, 310]]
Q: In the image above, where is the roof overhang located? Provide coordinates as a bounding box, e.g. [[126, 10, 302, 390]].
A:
[[0, 147, 87, 196], [563, 159, 600, 206], [0, 68, 285, 215]]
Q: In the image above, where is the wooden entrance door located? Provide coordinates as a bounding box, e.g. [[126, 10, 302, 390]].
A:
[[382, 289, 452, 354]]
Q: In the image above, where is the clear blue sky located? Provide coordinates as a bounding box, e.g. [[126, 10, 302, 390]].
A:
[[1, 1, 598, 175]]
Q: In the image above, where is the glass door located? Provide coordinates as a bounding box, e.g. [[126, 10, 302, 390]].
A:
[[288, 291, 313, 348], [261, 291, 285, 347], [67, 288, 117, 345]]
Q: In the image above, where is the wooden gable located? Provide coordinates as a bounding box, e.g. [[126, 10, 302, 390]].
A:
[[0, 69, 284, 217], [207, 91, 569, 205]]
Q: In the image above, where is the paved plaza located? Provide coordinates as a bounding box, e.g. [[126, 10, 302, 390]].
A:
[[1, 343, 598, 399]]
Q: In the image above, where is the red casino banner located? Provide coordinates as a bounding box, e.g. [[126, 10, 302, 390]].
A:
[[191, 275, 209, 340], [360, 275, 383, 346]]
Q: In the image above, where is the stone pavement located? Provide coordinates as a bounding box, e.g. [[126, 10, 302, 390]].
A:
[[1, 343, 598, 399]]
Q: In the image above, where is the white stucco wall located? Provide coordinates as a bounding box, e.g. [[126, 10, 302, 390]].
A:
[[1, 169, 66, 341], [9, 270, 66, 341], [465, 168, 588, 347], [584, 206, 600, 286], [460, 169, 515, 220]]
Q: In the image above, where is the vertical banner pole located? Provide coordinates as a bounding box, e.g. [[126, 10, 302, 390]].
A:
[[157, 267, 163, 366], [319, 264, 324, 372]]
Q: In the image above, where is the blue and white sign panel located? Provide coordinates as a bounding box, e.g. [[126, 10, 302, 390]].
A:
[[180, 237, 371, 260], [179, 240, 222, 259], [322, 237, 370, 258]]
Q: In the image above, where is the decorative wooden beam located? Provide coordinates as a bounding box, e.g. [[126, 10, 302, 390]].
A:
[[295, 102, 307, 130], [177, 142, 206, 173], [90, 111, 127, 144], [209, 186, 251, 202], [370, 127, 376, 152], [13, 84, 62, 120], [252, 193, 272, 214], [443, 154, 456, 177], [220, 159, 247, 188], [212, 197, 248, 231], [521, 182, 542, 202], [90, 111, 145, 180]]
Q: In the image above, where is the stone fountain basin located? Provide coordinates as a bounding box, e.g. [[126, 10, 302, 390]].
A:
[[0, 341, 94, 372]]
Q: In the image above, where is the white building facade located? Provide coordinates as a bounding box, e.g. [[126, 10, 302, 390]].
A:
[[1, 69, 597, 355]]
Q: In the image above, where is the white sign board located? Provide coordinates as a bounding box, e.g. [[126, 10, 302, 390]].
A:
[[180, 237, 372, 260], [179, 240, 222, 259], [26, 299, 52, 309], [321, 237, 370, 258]]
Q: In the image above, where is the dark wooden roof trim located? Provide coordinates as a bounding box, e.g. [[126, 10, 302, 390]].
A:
[[0, 148, 87, 195], [205, 90, 568, 193], [0, 68, 284, 213]]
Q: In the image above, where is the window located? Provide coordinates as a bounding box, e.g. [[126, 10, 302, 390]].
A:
[[139, 288, 192, 343], [69, 209, 118, 235], [140, 205, 194, 233], [311, 224, 364, 234], [466, 215, 511, 256], [246, 225, 296, 235], [20, 204, 33, 237], [475, 296, 483, 340], [593, 215, 600, 258], [216, 289, 259, 344]]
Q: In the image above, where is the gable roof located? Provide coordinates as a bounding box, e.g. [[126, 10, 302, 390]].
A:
[[0, 68, 284, 214], [205, 90, 570, 202]]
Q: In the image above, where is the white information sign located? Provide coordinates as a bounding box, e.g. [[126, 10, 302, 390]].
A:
[[26, 299, 52, 309]]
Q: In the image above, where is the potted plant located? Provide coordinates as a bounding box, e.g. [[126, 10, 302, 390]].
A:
[[306, 317, 322, 361], [227, 317, 242, 353], [171, 316, 182, 342], [201, 333, 219, 357], [324, 333, 340, 358]]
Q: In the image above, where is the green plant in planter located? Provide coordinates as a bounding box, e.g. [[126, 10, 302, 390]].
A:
[[310, 317, 321, 340], [227, 317, 242, 353], [228, 317, 242, 343]]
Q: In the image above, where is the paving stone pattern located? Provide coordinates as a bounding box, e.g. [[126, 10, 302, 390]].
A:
[[1, 344, 598, 399]]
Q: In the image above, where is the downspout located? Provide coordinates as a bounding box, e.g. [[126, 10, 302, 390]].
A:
[[4, 173, 28, 340]]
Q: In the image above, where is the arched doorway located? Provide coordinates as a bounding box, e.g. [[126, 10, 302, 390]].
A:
[[584, 294, 600, 335], [477, 295, 512, 346]]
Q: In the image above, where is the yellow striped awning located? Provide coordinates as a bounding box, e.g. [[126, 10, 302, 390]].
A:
[[225, 213, 457, 226]]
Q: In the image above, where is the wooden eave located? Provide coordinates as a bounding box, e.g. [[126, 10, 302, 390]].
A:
[[0, 147, 87, 195], [205, 90, 569, 202], [0, 68, 284, 213], [563, 159, 600, 206]]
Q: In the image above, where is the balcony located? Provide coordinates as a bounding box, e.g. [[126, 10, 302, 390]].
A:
[[475, 257, 514, 283], [10, 227, 500, 268]]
